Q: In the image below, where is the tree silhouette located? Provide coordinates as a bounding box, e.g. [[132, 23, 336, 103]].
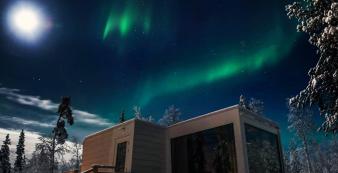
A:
[[51, 96, 74, 173], [0, 134, 11, 173], [14, 130, 25, 173], [120, 110, 125, 123]]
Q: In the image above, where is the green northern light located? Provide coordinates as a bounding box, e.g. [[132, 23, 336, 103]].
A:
[[103, 2, 152, 39], [103, 14, 114, 39], [99, 1, 298, 119], [130, 29, 297, 107], [119, 9, 132, 36]]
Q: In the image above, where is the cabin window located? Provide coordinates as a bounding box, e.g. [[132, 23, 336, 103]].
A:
[[115, 142, 127, 172], [245, 124, 283, 173], [171, 123, 237, 173]]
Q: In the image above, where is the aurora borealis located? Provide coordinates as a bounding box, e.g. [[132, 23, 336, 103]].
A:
[[99, 0, 299, 110], [103, 0, 152, 39], [134, 28, 297, 106], [0, 0, 316, 147]]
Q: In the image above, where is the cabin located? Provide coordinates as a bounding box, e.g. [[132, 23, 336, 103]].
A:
[[79, 105, 284, 173]]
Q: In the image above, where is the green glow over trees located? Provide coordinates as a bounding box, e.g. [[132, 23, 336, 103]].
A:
[[134, 29, 297, 106]]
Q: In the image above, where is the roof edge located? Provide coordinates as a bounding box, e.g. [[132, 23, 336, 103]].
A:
[[134, 118, 166, 129], [168, 104, 239, 128], [239, 106, 279, 128], [83, 118, 136, 140]]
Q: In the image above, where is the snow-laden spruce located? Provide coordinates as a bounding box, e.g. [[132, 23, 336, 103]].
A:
[[286, 0, 338, 133], [133, 106, 154, 122], [0, 134, 11, 173], [288, 105, 316, 173], [239, 95, 264, 115], [158, 105, 181, 126], [14, 130, 25, 173]]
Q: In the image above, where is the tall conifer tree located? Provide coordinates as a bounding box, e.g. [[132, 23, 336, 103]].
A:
[[14, 130, 25, 173], [0, 134, 11, 173]]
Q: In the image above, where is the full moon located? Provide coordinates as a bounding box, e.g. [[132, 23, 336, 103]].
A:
[[7, 2, 47, 42]]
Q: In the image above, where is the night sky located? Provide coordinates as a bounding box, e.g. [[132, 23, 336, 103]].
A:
[[0, 0, 318, 149]]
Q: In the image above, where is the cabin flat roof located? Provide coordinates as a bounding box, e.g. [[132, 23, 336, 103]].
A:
[[84, 104, 279, 140], [168, 104, 239, 128]]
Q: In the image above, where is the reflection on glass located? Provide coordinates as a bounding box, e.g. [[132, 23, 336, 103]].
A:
[[171, 124, 237, 173], [115, 142, 127, 172], [245, 124, 283, 173]]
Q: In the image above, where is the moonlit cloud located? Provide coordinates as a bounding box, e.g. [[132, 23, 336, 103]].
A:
[[0, 87, 20, 95], [7, 95, 58, 111], [73, 110, 111, 126], [0, 115, 53, 128], [0, 87, 58, 111], [0, 86, 112, 127]]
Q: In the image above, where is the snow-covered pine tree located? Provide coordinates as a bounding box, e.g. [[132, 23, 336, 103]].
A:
[[287, 139, 303, 173], [284, 154, 291, 173], [14, 130, 25, 173], [327, 137, 338, 173], [248, 98, 264, 115], [312, 141, 330, 173], [286, 0, 338, 134], [26, 147, 50, 173], [158, 105, 181, 126], [133, 106, 154, 122], [0, 134, 11, 173], [288, 105, 315, 173], [145, 116, 154, 122], [69, 137, 82, 171], [239, 95, 264, 115], [26, 136, 69, 173], [239, 95, 248, 109], [133, 106, 142, 120]]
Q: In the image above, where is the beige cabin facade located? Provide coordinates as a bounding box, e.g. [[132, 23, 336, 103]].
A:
[[81, 105, 284, 173]]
